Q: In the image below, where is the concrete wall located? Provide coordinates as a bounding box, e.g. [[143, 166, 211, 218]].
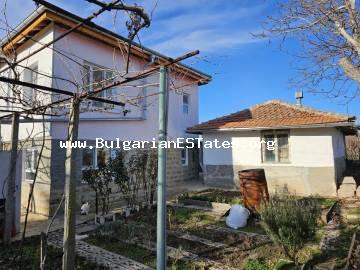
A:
[[0, 24, 53, 141], [202, 127, 344, 196]]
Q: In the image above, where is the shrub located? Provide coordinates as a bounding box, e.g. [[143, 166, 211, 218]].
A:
[[259, 196, 321, 267], [82, 162, 113, 215], [243, 259, 270, 270]]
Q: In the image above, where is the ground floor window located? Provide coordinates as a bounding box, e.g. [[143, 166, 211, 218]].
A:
[[25, 148, 38, 181], [82, 147, 114, 169], [261, 130, 290, 163], [181, 148, 188, 166]]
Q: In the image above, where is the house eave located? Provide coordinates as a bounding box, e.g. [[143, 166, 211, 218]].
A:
[[187, 122, 357, 134], [1, 3, 211, 85]]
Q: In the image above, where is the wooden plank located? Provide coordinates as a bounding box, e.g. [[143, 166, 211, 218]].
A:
[[3, 12, 48, 52]]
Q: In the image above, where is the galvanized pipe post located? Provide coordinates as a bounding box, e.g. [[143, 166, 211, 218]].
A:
[[156, 66, 168, 270]]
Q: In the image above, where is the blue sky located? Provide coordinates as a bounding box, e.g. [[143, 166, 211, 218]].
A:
[[2, 0, 359, 123]]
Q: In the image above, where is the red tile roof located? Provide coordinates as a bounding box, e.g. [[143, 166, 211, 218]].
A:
[[188, 100, 356, 132]]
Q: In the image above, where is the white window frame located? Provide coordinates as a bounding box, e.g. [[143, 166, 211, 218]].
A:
[[22, 63, 38, 104], [83, 62, 115, 108], [24, 148, 38, 182], [82, 147, 112, 170], [261, 130, 290, 164], [182, 94, 189, 114], [181, 148, 188, 166]]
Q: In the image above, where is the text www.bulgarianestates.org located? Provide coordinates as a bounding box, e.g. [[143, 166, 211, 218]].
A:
[[59, 137, 276, 150]]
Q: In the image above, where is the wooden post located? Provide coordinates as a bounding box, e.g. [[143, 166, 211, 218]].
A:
[[62, 97, 80, 270], [3, 112, 19, 244]]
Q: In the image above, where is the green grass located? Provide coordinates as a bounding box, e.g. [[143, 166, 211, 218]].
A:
[[168, 207, 222, 227], [178, 189, 242, 205], [243, 258, 271, 270]]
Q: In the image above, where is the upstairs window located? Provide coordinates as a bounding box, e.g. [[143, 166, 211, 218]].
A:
[[183, 94, 189, 114], [261, 130, 290, 163], [5, 70, 13, 108], [83, 62, 115, 108], [25, 148, 38, 182], [23, 64, 38, 105]]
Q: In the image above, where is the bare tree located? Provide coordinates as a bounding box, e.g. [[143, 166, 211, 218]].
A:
[[259, 0, 359, 101], [346, 134, 360, 160]]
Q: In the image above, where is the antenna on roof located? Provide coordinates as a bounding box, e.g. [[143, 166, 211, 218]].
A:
[[295, 90, 303, 106]]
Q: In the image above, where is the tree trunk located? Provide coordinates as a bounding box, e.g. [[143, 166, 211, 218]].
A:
[[62, 98, 80, 270], [3, 112, 19, 244]]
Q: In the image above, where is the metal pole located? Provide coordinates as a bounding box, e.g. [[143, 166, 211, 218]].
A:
[[156, 66, 168, 270], [62, 97, 80, 270], [3, 112, 19, 244]]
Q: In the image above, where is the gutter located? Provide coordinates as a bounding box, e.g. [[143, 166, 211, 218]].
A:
[[186, 122, 357, 134], [0, 116, 145, 124]]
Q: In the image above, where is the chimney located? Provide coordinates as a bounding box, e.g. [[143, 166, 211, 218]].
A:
[[295, 90, 303, 106]]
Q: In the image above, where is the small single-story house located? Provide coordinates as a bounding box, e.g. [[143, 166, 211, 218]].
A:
[[188, 100, 358, 197]]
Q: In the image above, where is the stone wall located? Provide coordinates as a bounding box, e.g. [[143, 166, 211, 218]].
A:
[[204, 164, 337, 197], [48, 140, 199, 215]]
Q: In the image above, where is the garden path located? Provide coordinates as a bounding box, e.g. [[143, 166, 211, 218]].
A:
[[48, 229, 153, 270]]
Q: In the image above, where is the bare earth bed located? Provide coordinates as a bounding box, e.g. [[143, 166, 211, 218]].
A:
[[83, 193, 360, 270]]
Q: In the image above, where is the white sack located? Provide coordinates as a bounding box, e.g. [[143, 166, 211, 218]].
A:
[[225, 204, 250, 229]]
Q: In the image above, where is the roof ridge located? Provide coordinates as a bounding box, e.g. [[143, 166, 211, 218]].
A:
[[190, 99, 356, 131], [251, 99, 351, 120]]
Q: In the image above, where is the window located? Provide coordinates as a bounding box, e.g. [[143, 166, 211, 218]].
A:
[[181, 148, 188, 166], [82, 147, 111, 169], [23, 64, 38, 104], [25, 149, 38, 181], [261, 130, 290, 163], [83, 62, 115, 107], [182, 94, 189, 114], [5, 70, 12, 108], [82, 148, 95, 168]]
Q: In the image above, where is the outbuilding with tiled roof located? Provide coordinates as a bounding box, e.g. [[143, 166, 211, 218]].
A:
[[187, 100, 358, 197]]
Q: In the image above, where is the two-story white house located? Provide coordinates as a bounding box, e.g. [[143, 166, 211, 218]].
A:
[[0, 2, 211, 216]]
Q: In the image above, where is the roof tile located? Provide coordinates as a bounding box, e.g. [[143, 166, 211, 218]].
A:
[[188, 100, 355, 131]]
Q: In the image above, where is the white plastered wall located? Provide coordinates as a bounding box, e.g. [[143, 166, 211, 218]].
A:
[[50, 25, 199, 141], [203, 128, 337, 167], [0, 24, 54, 141]]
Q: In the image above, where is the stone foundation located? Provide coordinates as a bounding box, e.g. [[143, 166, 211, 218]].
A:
[[47, 139, 199, 216]]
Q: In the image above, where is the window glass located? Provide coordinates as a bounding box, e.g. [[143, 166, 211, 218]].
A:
[[82, 148, 95, 168], [264, 134, 275, 162], [97, 148, 110, 168], [83, 65, 91, 91], [23, 64, 38, 104], [25, 149, 38, 181], [181, 149, 188, 166], [262, 132, 289, 163], [183, 94, 189, 114], [84, 63, 114, 107], [278, 134, 289, 162]]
